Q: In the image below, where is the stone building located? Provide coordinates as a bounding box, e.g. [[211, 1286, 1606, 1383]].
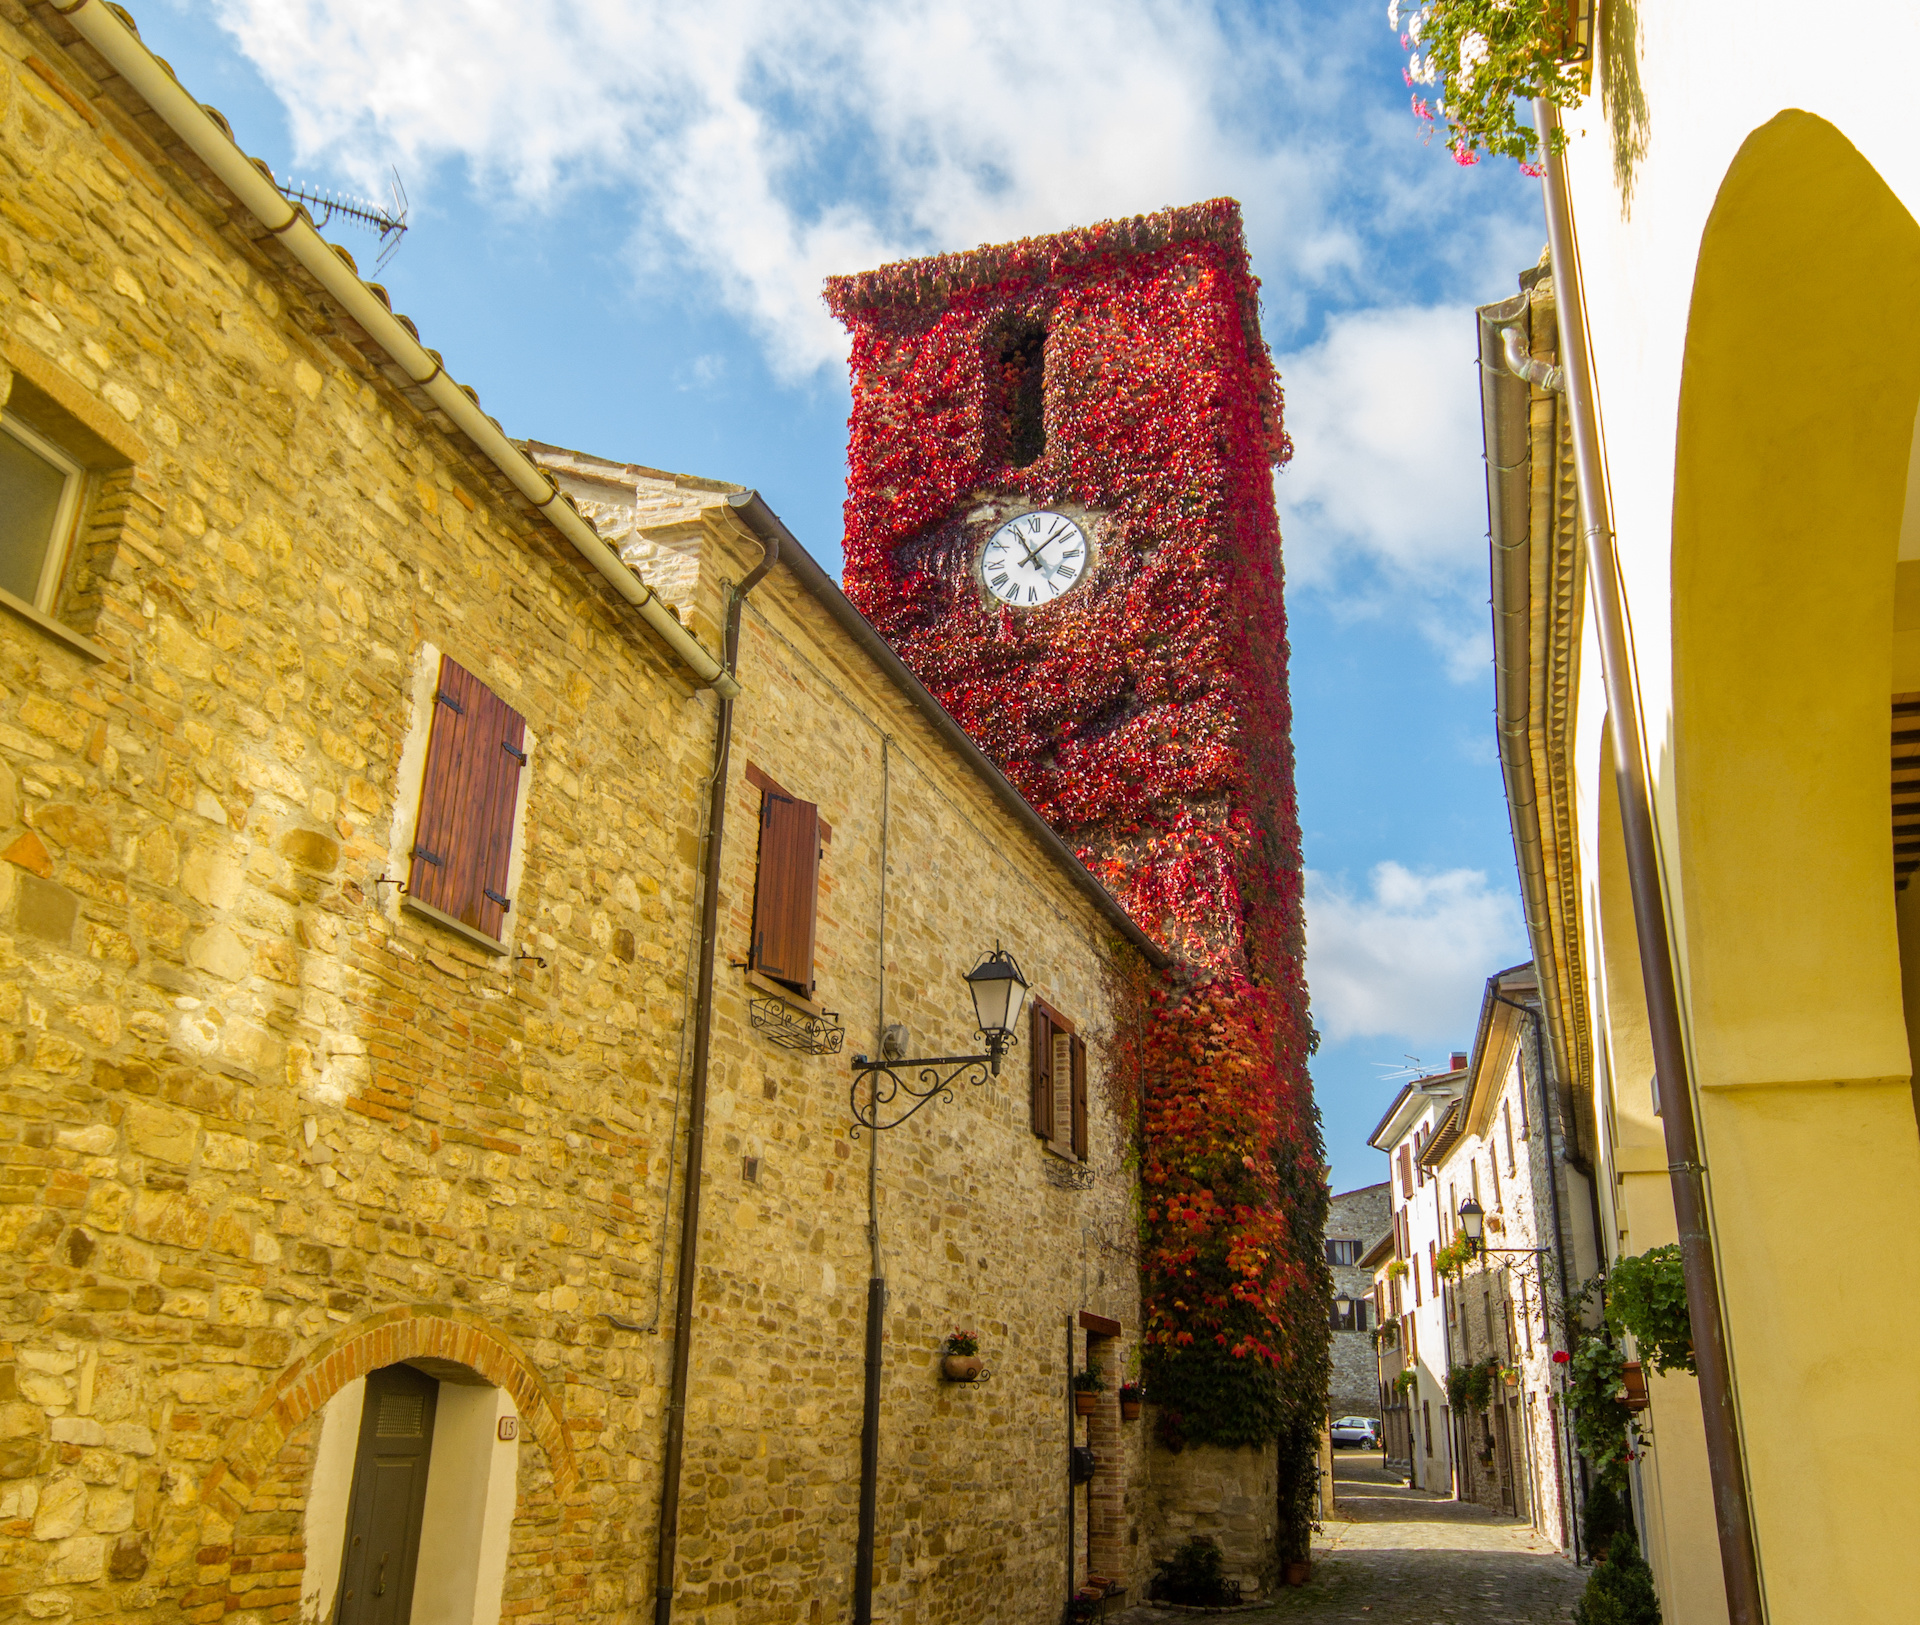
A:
[[1322, 1182, 1386, 1425], [1431, 966, 1596, 1549], [0, 6, 1167, 1623], [1366, 1056, 1466, 1495]]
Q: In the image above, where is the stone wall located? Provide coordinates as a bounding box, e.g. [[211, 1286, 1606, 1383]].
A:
[[1326, 1182, 1389, 1422], [0, 13, 1159, 1623], [1141, 1439, 1276, 1599]]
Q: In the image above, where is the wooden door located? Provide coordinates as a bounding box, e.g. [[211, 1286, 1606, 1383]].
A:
[[336, 1364, 439, 1625]]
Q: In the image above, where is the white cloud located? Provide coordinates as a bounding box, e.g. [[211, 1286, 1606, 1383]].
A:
[[206, 0, 1371, 379], [1305, 861, 1523, 1045], [1274, 303, 1490, 590]]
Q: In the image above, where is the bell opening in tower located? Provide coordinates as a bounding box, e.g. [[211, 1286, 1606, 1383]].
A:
[[992, 317, 1048, 468]]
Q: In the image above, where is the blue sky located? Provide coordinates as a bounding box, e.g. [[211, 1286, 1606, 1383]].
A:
[[136, 0, 1542, 1193]]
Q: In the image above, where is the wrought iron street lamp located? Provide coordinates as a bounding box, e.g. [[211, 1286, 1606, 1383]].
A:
[[1457, 1194, 1550, 1263], [847, 945, 1029, 1135]]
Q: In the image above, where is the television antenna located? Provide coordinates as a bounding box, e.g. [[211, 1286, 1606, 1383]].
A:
[[278, 167, 409, 272]]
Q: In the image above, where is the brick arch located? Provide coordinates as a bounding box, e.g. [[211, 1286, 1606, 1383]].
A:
[[200, 1306, 577, 1531]]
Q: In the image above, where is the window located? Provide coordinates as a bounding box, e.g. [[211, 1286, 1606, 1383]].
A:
[[1422, 1401, 1432, 1456], [1029, 999, 1087, 1161], [1428, 1240, 1438, 1297], [405, 655, 529, 947], [748, 775, 824, 998], [991, 317, 1048, 467], [1397, 1145, 1413, 1199], [1503, 1099, 1517, 1175], [1325, 1239, 1364, 1267], [0, 411, 82, 612], [1489, 1149, 1502, 1212]]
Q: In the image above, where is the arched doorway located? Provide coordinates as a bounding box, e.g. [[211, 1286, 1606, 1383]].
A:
[[1669, 107, 1920, 1618], [206, 1310, 575, 1625]]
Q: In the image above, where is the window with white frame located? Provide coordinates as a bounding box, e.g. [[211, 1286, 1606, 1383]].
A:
[[0, 411, 84, 613]]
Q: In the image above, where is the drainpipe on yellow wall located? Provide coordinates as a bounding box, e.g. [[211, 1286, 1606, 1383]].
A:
[[53, 0, 739, 699], [1533, 98, 1766, 1624], [650, 497, 779, 1625]]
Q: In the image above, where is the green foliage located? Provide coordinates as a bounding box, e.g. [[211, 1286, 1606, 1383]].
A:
[[1151, 1537, 1240, 1607], [1445, 1357, 1497, 1414], [1385, 1259, 1410, 1280], [1604, 1246, 1695, 1376], [1434, 1235, 1475, 1278], [1392, 1369, 1417, 1396], [1274, 1411, 1322, 1565], [1073, 1363, 1107, 1393], [1392, 0, 1588, 169], [945, 1328, 978, 1357], [1584, 1486, 1633, 1562], [1567, 1333, 1630, 1494], [1574, 1525, 1662, 1624]]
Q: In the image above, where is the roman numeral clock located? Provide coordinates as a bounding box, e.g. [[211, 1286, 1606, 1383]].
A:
[[980, 511, 1092, 607]]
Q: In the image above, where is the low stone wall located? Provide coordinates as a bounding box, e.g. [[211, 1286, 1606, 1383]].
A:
[[1145, 1438, 1277, 1599]]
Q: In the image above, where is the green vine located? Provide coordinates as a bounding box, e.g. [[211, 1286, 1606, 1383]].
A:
[[1445, 1356, 1499, 1414], [1567, 1332, 1631, 1494], [1389, 0, 1589, 170]]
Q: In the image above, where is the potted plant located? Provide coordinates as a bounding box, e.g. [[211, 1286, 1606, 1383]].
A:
[[942, 1328, 982, 1383], [1500, 1363, 1521, 1388], [1118, 1382, 1143, 1421], [1073, 1364, 1106, 1415]]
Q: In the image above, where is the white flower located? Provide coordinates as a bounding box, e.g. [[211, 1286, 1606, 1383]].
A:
[[1456, 29, 1489, 91], [1387, 0, 1402, 29], [1406, 11, 1423, 42], [1407, 50, 1436, 85]]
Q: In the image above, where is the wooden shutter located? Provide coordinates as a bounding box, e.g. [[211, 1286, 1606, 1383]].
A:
[[1030, 1003, 1055, 1139], [1069, 1033, 1088, 1161], [1398, 1146, 1413, 1199], [751, 791, 820, 994], [408, 655, 527, 940]]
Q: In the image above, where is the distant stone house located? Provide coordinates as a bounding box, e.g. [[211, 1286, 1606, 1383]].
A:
[[1322, 1182, 1387, 1424], [0, 8, 1167, 1625]]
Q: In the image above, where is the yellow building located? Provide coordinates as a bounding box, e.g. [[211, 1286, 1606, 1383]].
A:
[[1480, 4, 1920, 1621]]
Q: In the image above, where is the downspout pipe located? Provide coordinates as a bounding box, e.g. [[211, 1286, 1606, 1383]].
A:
[[57, 0, 738, 699], [650, 514, 778, 1625], [1533, 98, 1765, 1625]]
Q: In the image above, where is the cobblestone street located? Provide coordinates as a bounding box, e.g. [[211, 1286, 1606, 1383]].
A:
[[1116, 1449, 1586, 1624]]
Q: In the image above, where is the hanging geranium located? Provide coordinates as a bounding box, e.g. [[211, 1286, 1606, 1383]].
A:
[[1392, 0, 1590, 170]]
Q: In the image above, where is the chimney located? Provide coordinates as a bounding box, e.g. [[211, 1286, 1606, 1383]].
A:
[[1450, 1051, 1469, 1071]]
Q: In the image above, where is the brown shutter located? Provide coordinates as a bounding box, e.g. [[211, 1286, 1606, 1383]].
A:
[[751, 791, 820, 994], [408, 655, 526, 939], [1398, 1146, 1413, 1199], [1069, 1033, 1088, 1161], [1029, 1003, 1054, 1138]]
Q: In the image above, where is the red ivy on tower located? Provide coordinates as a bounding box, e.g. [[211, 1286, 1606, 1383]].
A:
[[826, 200, 1330, 1481]]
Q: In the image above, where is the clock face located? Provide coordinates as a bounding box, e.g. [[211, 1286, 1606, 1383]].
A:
[[980, 511, 1090, 607]]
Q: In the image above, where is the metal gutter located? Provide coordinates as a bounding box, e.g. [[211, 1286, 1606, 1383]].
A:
[[55, 0, 737, 698], [723, 491, 1169, 970], [1479, 297, 1575, 1104], [1534, 97, 1765, 1624]]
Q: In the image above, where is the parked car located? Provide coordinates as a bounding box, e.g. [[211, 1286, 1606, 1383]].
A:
[[1330, 1415, 1380, 1449]]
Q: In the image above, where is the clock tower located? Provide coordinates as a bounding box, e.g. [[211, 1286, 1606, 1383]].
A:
[[827, 199, 1329, 1552]]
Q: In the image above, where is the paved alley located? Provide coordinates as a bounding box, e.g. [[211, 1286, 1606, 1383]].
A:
[[1117, 1450, 1586, 1624]]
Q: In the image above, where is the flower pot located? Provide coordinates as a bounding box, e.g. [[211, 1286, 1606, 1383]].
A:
[[1284, 1560, 1311, 1586], [942, 1354, 982, 1382], [1074, 1391, 1100, 1416], [1502, 1370, 1520, 1387], [1619, 1360, 1650, 1412], [1119, 1397, 1141, 1421]]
